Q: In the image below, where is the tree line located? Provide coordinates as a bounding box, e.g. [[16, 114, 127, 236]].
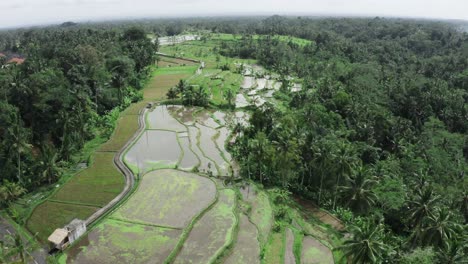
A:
[[0, 25, 157, 204], [219, 17, 467, 263]]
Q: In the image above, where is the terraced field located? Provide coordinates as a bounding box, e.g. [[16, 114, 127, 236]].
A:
[[53, 35, 344, 264]]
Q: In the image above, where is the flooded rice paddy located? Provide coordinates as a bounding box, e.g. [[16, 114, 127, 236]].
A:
[[174, 189, 237, 264], [285, 228, 296, 264], [224, 214, 260, 264], [125, 130, 180, 174], [63, 219, 181, 264], [301, 236, 334, 264], [112, 169, 216, 228]]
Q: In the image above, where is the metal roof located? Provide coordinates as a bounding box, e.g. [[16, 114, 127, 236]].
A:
[[47, 228, 68, 245]]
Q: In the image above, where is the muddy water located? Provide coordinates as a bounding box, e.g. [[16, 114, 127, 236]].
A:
[[235, 94, 250, 108], [174, 189, 236, 264], [225, 214, 260, 264], [178, 136, 199, 170], [264, 90, 275, 98], [170, 106, 199, 126], [234, 111, 250, 127], [147, 105, 187, 132], [240, 184, 257, 201], [196, 110, 220, 128], [241, 76, 256, 89], [197, 124, 230, 176], [216, 126, 232, 162], [301, 236, 334, 264], [256, 78, 267, 90], [285, 228, 296, 264], [213, 111, 227, 126], [65, 219, 182, 264], [112, 169, 217, 228], [188, 126, 218, 176], [252, 96, 266, 107], [125, 130, 181, 173]]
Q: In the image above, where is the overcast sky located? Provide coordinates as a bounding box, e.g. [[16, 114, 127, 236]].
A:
[[1, 0, 468, 29]]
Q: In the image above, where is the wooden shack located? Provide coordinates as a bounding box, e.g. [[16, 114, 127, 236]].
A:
[[48, 219, 86, 250]]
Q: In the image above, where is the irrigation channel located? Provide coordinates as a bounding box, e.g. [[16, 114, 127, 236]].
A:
[[56, 51, 337, 264]]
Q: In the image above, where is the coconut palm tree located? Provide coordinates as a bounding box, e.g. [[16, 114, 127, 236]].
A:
[[339, 221, 390, 264], [437, 239, 466, 264], [332, 142, 356, 210], [408, 187, 440, 228], [423, 208, 461, 248], [39, 145, 61, 184], [339, 166, 378, 214]]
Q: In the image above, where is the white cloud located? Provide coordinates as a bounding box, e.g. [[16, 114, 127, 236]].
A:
[[1, 0, 467, 29]]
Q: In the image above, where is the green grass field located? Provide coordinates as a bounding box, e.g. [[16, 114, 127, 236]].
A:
[[51, 152, 124, 206], [26, 201, 98, 242], [263, 231, 285, 264]]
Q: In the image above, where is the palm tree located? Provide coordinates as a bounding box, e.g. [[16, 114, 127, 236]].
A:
[[339, 166, 378, 214], [408, 187, 440, 228], [437, 239, 466, 264], [0, 180, 26, 207], [423, 208, 461, 249], [3, 233, 30, 263], [332, 142, 356, 210], [7, 115, 31, 184], [224, 89, 235, 109], [339, 222, 390, 264], [39, 145, 61, 184]]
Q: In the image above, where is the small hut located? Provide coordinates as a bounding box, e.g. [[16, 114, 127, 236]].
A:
[[48, 219, 86, 250]]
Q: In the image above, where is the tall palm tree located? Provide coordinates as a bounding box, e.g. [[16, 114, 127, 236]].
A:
[[339, 166, 378, 214], [437, 239, 466, 264], [408, 187, 440, 228], [339, 222, 390, 264], [423, 208, 461, 249], [332, 142, 356, 210], [7, 115, 31, 184], [39, 145, 61, 184]]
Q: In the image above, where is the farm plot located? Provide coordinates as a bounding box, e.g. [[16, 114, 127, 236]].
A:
[[235, 93, 250, 108], [224, 213, 260, 264], [301, 236, 334, 264], [197, 124, 230, 176], [146, 105, 186, 132], [112, 169, 216, 228], [60, 218, 181, 264], [99, 115, 139, 152], [263, 231, 285, 264], [124, 130, 181, 174], [177, 136, 199, 170], [249, 189, 274, 245], [52, 152, 124, 206], [174, 189, 237, 264], [26, 201, 98, 242], [285, 228, 296, 264], [187, 126, 218, 175]]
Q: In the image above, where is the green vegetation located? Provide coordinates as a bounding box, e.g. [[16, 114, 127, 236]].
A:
[[52, 152, 124, 206], [174, 189, 237, 264], [26, 201, 98, 242], [59, 218, 182, 264], [111, 169, 216, 228]]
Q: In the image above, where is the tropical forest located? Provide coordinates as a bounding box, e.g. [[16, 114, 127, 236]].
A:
[[0, 14, 467, 264]]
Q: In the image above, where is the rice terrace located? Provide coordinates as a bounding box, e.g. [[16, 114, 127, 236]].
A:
[[12, 33, 346, 264], [2, 13, 466, 264]]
